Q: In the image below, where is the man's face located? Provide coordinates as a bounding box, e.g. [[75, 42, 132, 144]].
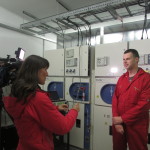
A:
[[123, 52, 139, 71]]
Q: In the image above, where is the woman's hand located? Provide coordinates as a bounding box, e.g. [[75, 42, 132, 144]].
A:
[[72, 103, 80, 112], [58, 104, 69, 112]]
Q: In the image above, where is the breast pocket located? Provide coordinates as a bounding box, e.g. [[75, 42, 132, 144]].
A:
[[128, 86, 141, 104]]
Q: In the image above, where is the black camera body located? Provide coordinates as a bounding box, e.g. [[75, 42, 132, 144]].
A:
[[0, 48, 25, 88]]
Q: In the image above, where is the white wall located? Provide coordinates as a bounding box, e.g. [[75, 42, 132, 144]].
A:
[[0, 27, 57, 59], [0, 27, 44, 58], [44, 33, 57, 51], [0, 6, 57, 58]]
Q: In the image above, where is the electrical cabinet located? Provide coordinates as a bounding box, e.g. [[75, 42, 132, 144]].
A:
[[129, 39, 150, 73], [65, 46, 89, 76], [64, 102, 90, 149], [44, 77, 64, 100], [95, 42, 127, 76], [95, 77, 119, 106], [44, 49, 64, 76], [65, 77, 90, 103], [93, 106, 112, 150]]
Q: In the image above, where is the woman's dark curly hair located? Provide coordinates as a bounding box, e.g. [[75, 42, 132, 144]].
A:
[[11, 55, 49, 103]]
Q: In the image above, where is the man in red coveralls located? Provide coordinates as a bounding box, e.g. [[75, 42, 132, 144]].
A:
[[112, 49, 150, 150]]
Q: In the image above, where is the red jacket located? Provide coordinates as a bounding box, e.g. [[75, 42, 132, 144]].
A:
[[112, 68, 150, 125], [3, 89, 78, 150]]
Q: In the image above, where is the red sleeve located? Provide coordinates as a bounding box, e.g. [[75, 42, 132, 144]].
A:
[[121, 74, 150, 125], [26, 92, 78, 135], [112, 79, 120, 117]]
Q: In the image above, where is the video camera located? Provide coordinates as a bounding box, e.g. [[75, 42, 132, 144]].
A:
[[0, 48, 25, 88]]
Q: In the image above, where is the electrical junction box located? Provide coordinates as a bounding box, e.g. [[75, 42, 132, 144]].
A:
[[44, 77, 64, 100], [66, 58, 77, 67], [64, 102, 90, 150], [65, 45, 89, 76], [93, 106, 112, 150], [95, 42, 127, 77], [44, 49, 64, 76], [96, 57, 108, 66], [129, 39, 150, 73], [65, 77, 90, 103], [95, 77, 119, 107]]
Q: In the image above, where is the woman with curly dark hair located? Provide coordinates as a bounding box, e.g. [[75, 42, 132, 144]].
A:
[[3, 55, 80, 150]]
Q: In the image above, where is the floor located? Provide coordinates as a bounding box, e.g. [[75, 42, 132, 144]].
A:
[[54, 138, 82, 150]]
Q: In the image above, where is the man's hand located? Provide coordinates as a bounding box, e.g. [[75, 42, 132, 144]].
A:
[[58, 104, 69, 112], [115, 124, 124, 135], [113, 116, 123, 125]]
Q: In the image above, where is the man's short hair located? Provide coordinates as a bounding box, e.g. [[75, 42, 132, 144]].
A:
[[124, 49, 139, 58]]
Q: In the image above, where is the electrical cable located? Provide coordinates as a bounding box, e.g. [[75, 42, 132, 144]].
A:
[[138, 0, 150, 39], [141, 7, 148, 39], [77, 27, 80, 46], [88, 25, 92, 46], [121, 20, 125, 42], [83, 25, 88, 45], [71, 77, 76, 105], [95, 29, 100, 45], [56, 21, 65, 48], [78, 27, 83, 46], [145, 21, 150, 39], [84, 25, 90, 46], [66, 17, 80, 46], [68, 13, 92, 46]]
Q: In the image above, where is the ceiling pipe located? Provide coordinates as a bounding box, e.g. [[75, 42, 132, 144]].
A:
[[107, 5, 123, 22], [0, 23, 56, 43], [64, 14, 150, 34], [23, 11, 59, 33], [123, 2, 133, 16], [21, 0, 133, 29]]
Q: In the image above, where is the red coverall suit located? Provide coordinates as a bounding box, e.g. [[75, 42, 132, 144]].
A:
[[112, 68, 150, 150], [3, 89, 78, 150]]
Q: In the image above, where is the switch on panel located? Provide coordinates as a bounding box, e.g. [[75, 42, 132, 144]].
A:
[[66, 58, 77, 67], [109, 126, 112, 136], [144, 54, 150, 65], [76, 119, 81, 128], [148, 133, 150, 144], [97, 57, 108, 66], [66, 49, 74, 58], [139, 55, 145, 65]]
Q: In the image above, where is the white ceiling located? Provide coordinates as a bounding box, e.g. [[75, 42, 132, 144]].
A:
[[0, 0, 149, 35], [58, 0, 108, 10], [0, 0, 107, 19]]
